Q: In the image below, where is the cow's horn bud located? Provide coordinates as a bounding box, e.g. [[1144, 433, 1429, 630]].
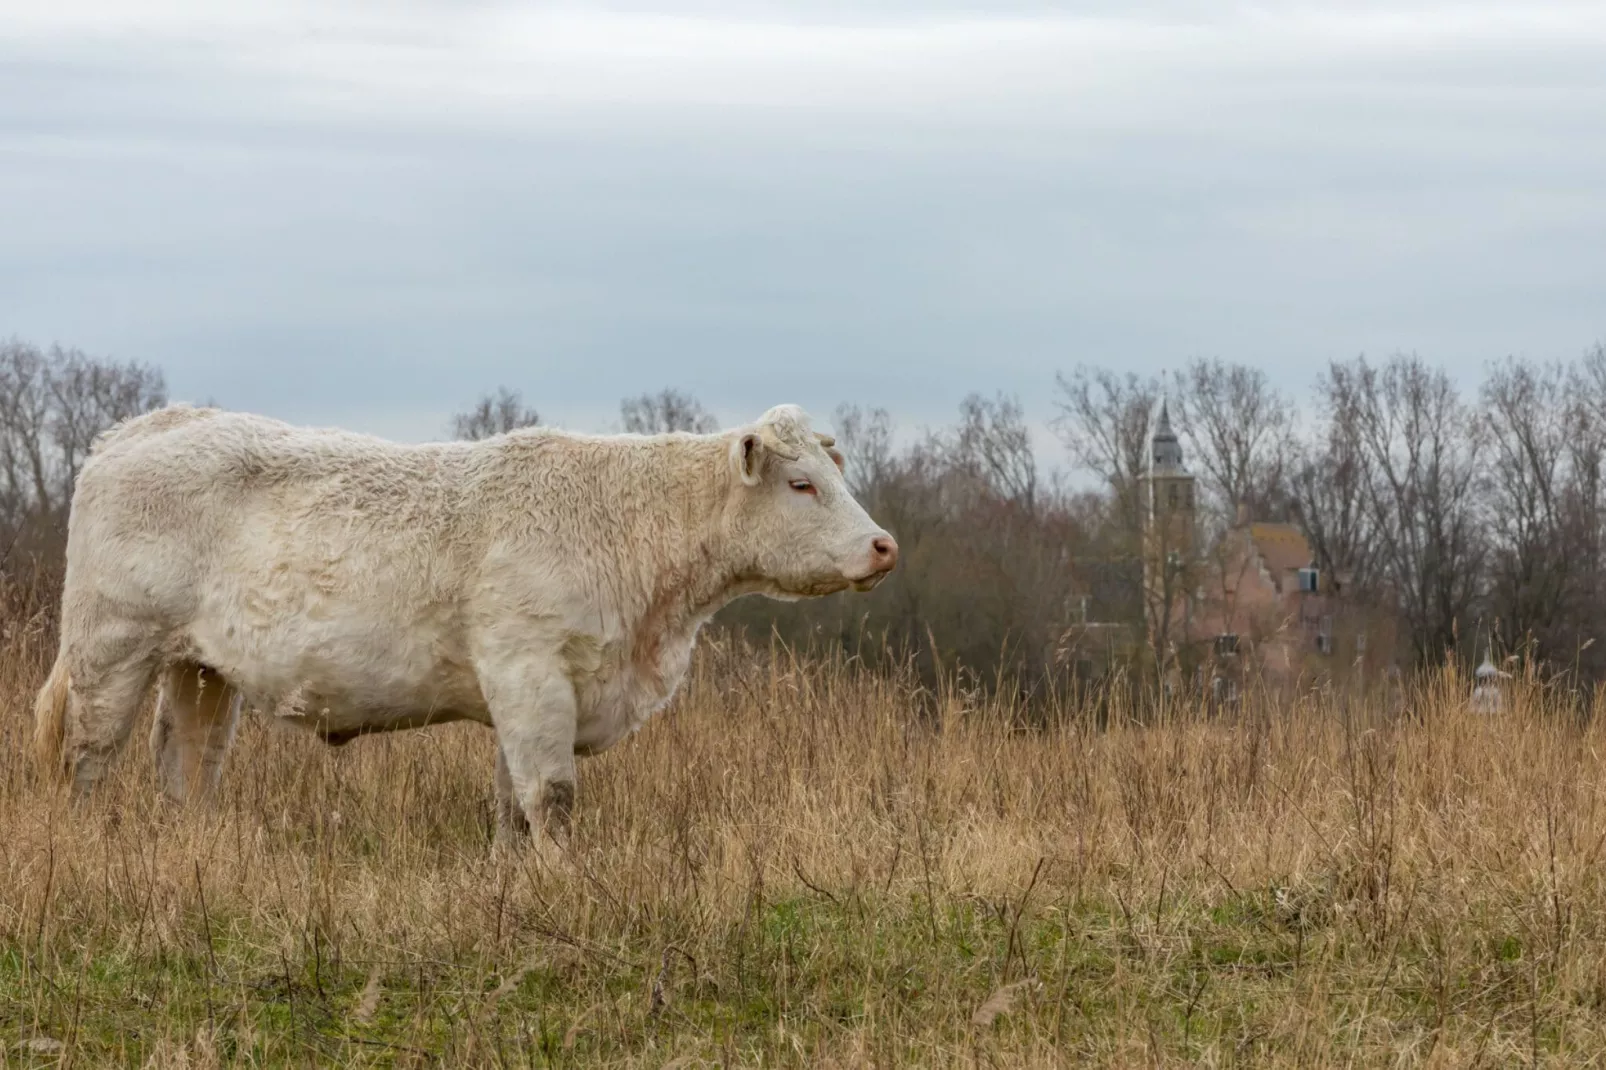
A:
[[815, 432, 844, 469], [759, 425, 800, 461]]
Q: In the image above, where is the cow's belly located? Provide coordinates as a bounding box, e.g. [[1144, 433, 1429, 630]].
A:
[[184, 573, 702, 753], [186, 600, 489, 736]]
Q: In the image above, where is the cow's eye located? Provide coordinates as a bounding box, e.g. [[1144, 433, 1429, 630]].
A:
[[789, 479, 815, 494]]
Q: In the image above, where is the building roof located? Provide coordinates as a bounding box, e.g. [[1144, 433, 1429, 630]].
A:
[[1248, 523, 1314, 575]]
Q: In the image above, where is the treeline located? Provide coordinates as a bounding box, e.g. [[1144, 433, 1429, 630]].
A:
[[8, 334, 1606, 688]]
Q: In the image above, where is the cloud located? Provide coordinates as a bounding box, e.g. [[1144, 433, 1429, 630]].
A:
[[1, 0, 1603, 460]]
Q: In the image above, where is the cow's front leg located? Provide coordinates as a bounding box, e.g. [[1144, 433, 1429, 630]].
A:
[[481, 660, 578, 848]]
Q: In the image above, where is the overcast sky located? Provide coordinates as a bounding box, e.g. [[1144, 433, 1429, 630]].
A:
[[3, 1, 1604, 466]]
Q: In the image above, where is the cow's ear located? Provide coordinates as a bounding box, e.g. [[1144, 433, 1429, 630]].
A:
[[734, 432, 765, 486]]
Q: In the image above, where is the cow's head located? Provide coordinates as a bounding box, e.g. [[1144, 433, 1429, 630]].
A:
[[726, 405, 898, 599]]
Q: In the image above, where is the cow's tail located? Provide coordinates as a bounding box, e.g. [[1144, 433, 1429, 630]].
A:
[[33, 654, 71, 777]]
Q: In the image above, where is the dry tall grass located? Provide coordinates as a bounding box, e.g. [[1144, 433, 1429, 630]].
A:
[[5, 575, 1606, 1067]]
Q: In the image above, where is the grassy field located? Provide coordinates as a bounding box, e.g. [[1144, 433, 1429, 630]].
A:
[[6, 587, 1606, 1066]]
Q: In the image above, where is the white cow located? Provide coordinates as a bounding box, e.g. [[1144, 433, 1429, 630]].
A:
[[33, 402, 898, 845]]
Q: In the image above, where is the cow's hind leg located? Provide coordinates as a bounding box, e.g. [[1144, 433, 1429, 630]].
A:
[[151, 662, 241, 804], [493, 743, 532, 847], [62, 626, 164, 800]]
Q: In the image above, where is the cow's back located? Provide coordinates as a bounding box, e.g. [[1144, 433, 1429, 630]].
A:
[[64, 406, 498, 717], [74, 406, 471, 567]]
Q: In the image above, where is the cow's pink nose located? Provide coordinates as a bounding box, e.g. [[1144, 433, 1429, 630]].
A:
[[871, 535, 899, 571]]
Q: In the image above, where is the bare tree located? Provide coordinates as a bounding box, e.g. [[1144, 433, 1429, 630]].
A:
[[1289, 407, 1378, 597], [0, 341, 53, 529], [450, 387, 540, 441], [1169, 357, 1294, 531], [1480, 358, 1577, 657], [831, 403, 895, 500], [1572, 342, 1606, 448], [1326, 354, 1485, 665], [1567, 342, 1606, 579], [621, 388, 718, 435], [953, 392, 1037, 511], [1051, 367, 1160, 544], [0, 339, 167, 560]]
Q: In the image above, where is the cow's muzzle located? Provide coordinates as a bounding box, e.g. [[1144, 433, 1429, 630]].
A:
[[849, 534, 898, 591]]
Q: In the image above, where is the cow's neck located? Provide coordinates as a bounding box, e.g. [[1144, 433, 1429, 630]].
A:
[[609, 444, 741, 668]]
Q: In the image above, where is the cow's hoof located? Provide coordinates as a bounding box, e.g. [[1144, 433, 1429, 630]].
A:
[[519, 827, 577, 875], [494, 812, 529, 844], [540, 781, 574, 838], [491, 828, 524, 859]]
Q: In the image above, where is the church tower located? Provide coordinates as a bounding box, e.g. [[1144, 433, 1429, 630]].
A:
[[1142, 401, 1199, 676], [1147, 401, 1196, 560]]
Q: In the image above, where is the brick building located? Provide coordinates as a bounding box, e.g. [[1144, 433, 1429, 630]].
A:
[[1065, 400, 1399, 695]]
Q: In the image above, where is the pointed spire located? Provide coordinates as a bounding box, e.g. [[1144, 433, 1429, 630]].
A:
[[1151, 397, 1184, 473]]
